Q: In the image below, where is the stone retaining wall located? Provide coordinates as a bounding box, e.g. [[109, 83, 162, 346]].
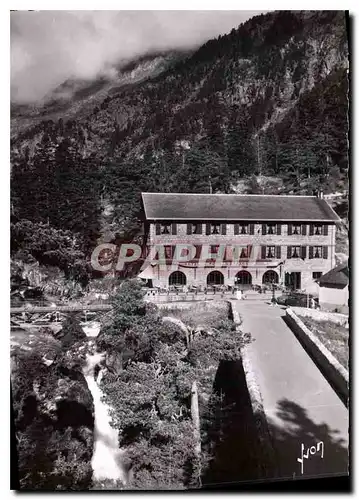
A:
[[286, 308, 349, 405]]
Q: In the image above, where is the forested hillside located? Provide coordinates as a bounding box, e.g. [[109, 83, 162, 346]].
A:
[[11, 10, 349, 272]]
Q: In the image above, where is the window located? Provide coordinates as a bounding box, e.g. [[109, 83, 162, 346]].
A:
[[309, 246, 328, 259], [210, 245, 219, 254], [211, 223, 221, 235], [290, 246, 301, 258], [263, 223, 280, 235], [240, 224, 249, 235], [156, 223, 177, 236], [266, 246, 275, 258], [313, 272, 322, 280], [192, 223, 202, 234], [240, 247, 248, 259], [313, 246, 323, 258], [164, 246, 174, 259], [262, 246, 281, 259], [309, 224, 328, 236], [292, 224, 301, 235], [161, 223, 171, 235]]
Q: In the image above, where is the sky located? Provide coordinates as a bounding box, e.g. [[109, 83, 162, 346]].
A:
[[10, 10, 263, 103]]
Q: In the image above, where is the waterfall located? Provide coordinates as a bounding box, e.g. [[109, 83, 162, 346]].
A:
[[83, 351, 127, 485]]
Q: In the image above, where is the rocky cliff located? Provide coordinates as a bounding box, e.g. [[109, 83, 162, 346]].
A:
[[11, 331, 95, 490]]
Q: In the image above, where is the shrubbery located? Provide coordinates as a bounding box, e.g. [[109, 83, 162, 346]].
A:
[[97, 280, 248, 489]]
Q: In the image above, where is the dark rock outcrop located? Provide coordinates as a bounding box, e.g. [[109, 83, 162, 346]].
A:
[[11, 342, 95, 490]]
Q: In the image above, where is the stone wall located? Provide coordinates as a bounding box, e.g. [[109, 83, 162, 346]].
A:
[[286, 308, 348, 405]]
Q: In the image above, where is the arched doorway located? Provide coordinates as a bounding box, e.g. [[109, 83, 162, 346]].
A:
[[262, 270, 279, 284], [235, 270, 252, 287], [207, 270, 224, 286], [169, 271, 187, 286]]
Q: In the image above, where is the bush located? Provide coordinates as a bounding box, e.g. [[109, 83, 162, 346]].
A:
[[98, 281, 249, 489], [61, 314, 87, 349]]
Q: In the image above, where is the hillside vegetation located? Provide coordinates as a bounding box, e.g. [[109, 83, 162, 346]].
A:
[[11, 10, 349, 273]]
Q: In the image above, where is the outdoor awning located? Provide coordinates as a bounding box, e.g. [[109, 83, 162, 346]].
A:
[[137, 266, 155, 280]]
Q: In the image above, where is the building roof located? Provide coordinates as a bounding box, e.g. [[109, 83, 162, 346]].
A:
[[141, 193, 341, 222], [317, 261, 349, 288]]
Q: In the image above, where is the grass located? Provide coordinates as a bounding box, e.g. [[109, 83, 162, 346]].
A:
[[159, 301, 231, 329], [298, 316, 349, 370]]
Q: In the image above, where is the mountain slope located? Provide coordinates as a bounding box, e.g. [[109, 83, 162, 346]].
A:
[[11, 10, 349, 264]]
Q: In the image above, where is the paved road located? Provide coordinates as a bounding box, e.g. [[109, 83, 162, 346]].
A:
[[234, 299, 349, 480]]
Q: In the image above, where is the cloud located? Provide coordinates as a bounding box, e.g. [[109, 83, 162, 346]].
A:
[[11, 10, 262, 103]]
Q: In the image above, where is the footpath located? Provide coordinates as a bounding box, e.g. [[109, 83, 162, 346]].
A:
[[234, 299, 349, 479]]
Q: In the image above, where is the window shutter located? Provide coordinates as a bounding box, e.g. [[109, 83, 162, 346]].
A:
[[276, 246, 281, 259], [276, 224, 281, 235], [224, 246, 230, 261], [206, 223, 211, 235], [155, 223, 161, 235], [323, 246, 328, 259], [323, 225, 328, 236], [261, 246, 266, 259], [221, 223, 227, 235], [309, 246, 314, 259], [301, 246, 307, 259], [247, 245, 252, 259], [234, 223, 239, 235], [287, 224, 292, 236], [262, 224, 267, 235], [287, 246, 291, 259], [309, 224, 314, 236], [197, 223, 202, 234], [187, 223, 191, 235], [249, 223, 255, 235], [195, 245, 201, 259], [172, 245, 176, 258], [301, 224, 307, 236], [172, 223, 177, 235]]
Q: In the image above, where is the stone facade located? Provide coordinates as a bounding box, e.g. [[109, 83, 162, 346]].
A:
[[143, 221, 336, 292]]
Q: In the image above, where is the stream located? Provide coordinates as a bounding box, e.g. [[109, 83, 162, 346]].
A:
[[83, 351, 127, 485]]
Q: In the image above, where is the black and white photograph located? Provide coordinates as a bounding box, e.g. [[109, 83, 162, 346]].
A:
[[9, 7, 350, 491]]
